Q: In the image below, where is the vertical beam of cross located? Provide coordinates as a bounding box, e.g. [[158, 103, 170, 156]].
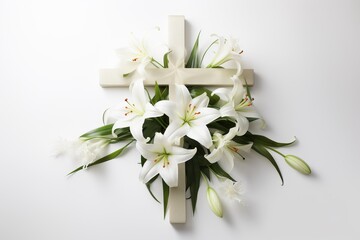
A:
[[167, 15, 186, 224]]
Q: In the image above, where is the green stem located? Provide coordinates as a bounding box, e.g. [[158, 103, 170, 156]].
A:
[[267, 147, 286, 157], [200, 39, 218, 67], [151, 58, 164, 68], [201, 172, 210, 187], [150, 62, 160, 68]]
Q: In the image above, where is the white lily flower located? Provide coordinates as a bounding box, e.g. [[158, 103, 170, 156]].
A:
[[156, 84, 220, 148], [220, 179, 245, 203], [205, 125, 252, 172], [104, 80, 163, 142], [214, 76, 262, 135], [137, 129, 196, 187], [206, 35, 243, 74], [116, 27, 166, 75]]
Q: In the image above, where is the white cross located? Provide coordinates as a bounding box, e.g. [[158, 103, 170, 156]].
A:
[[100, 16, 254, 224]]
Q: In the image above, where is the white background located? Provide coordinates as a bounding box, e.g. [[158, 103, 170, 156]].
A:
[[1, 0, 360, 239]]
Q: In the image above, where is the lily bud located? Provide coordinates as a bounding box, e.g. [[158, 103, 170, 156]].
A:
[[206, 187, 223, 218], [284, 155, 311, 175]]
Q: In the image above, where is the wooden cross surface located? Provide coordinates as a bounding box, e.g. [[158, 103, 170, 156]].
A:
[[99, 16, 254, 224]]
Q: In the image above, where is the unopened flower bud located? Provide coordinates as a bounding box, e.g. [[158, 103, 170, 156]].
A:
[[206, 187, 223, 218], [284, 155, 311, 175]]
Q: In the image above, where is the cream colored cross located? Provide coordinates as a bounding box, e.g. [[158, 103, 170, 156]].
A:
[[99, 16, 254, 223]]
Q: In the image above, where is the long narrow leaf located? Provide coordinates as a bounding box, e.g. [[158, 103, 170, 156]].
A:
[[252, 144, 284, 185], [210, 163, 236, 182], [186, 155, 201, 214], [162, 180, 169, 218], [146, 175, 160, 203], [186, 32, 201, 68], [151, 82, 162, 104], [252, 134, 296, 148], [80, 124, 114, 138], [163, 51, 171, 68], [67, 140, 134, 175]]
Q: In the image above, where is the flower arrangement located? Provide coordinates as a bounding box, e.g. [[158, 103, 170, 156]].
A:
[[57, 29, 311, 219]]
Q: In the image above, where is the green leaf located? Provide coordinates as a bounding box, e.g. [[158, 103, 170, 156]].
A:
[[248, 117, 260, 122], [141, 156, 160, 203], [252, 144, 284, 185], [208, 119, 236, 133], [67, 140, 134, 175], [201, 167, 211, 180], [80, 124, 114, 138], [151, 82, 162, 104], [146, 175, 160, 203], [186, 32, 201, 68], [232, 135, 252, 145], [162, 180, 169, 218], [143, 119, 164, 139], [252, 134, 296, 148], [210, 163, 236, 182], [151, 82, 169, 104], [186, 155, 201, 213], [234, 132, 295, 148], [140, 156, 146, 166], [244, 77, 253, 100], [200, 39, 218, 67], [163, 51, 171, 68], [160, 86, 169, 99]]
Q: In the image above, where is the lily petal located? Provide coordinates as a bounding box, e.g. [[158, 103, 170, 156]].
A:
[[164, 122, 190, 144], [224, 125, 239, 141], [129, 117, 147, 142], [205, 148, 223, 163], [219, 103, 237, 118], [230, 78, 246, 105], [115, 48, 140, 74], [104, 107, 127, 125], [187, 125, 213, 148], [136, 141, 159, 160], [239, 106, 261, 119], [155, 100, 177, 119], [143, 102, 163, 119], [218, 149, 234, 172], [112, 118, 131, 135], [175, 84, 192, 113], [237, 143, 253, 153], [159, 162, 179, 187], [212, 87, 232, 102], [190, 92, 209, 108], [168, 146, 197, 164], [235, 114, 249, 136], [140, 159, 160, 184], [129, 80, 147, 111], [192, 107, 220, 126]]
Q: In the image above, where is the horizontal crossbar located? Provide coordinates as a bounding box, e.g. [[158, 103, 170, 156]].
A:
[[99, 68, 254, 87]]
